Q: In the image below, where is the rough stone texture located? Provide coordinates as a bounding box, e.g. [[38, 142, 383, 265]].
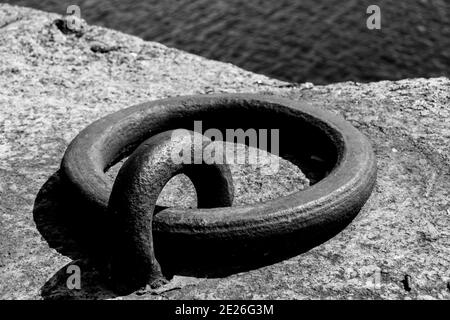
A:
[[0, 4, 449, 300]]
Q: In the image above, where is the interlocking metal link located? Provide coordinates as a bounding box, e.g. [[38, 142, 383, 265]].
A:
[[108, 130, 234, 289], [61, 94, 377, 291]]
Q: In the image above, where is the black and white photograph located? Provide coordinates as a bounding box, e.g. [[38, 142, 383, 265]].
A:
[[0, 0, 449, 310]]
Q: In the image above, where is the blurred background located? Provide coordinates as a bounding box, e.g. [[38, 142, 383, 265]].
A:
[[6, 0, 450, 84]]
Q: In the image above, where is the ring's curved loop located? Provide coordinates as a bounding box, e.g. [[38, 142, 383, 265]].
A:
[[61, 94, 377, 242], [108, 130, 234, 290]]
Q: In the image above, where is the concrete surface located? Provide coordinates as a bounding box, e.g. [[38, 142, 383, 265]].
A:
[[0, 4, 449, 299]]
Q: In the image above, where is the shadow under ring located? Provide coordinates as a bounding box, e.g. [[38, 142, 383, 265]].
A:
[[60, 94, 377, 268]]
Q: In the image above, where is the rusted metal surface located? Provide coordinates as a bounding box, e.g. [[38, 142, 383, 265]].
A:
[[61, 94, 377, 291], [108, 130, 234, 290]]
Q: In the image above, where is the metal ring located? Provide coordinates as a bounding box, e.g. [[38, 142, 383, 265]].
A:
[[61, 94, 377, 286], [108, 130, 235, 289]]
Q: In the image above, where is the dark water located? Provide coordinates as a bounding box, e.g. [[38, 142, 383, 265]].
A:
[[8, 0, 450, 84]]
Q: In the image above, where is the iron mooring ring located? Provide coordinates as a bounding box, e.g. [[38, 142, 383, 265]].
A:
[[61, 94, 377, 292]]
